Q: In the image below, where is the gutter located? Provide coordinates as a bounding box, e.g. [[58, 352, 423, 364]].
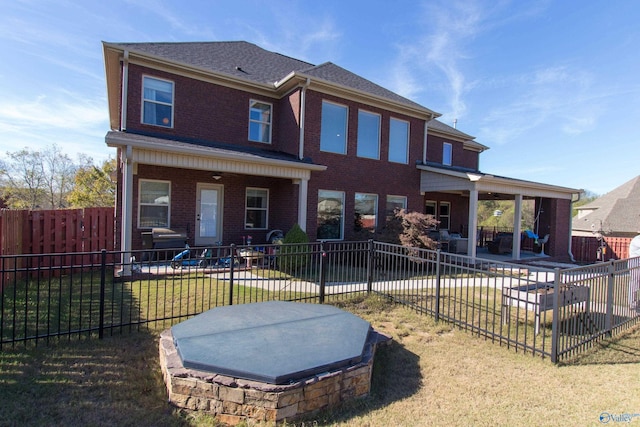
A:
[[299, 77, 311, 160]]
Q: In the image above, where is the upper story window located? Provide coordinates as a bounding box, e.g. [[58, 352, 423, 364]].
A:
[[142, 76, 174, 128], [320, 101, 348, 154], [245, 188, 269, 230], [249, 100, 272, 143], [443, 142, 453, 166], [388, 118, 409, 164], [357, 110, 380, 159], [138, 179, 170, 228]]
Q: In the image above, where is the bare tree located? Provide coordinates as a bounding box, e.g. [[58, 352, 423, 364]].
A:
[[0, 144, 78, 209]]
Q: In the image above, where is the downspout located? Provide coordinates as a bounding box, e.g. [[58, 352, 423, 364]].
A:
[[298, 77, 311, 160], [120, 50, 129, 131], [119, 145, 134, 276], [422, 117, 431, 164], [297, 78, 311, 231], [568, 192, 581, 262]]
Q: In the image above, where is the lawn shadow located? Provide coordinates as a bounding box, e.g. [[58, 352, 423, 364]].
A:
[[561, 323, 640, 366], [0, 330, 189, 426], [295, 339, 423, 425]]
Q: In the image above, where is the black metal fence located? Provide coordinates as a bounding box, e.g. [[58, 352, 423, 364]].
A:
[[1, 241, 638, 363]]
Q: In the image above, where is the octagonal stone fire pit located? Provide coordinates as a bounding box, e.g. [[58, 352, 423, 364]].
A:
[[159, 301, 390, 425]]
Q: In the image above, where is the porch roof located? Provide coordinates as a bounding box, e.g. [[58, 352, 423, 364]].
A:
[[417, 162, 581, 200], [106, 131, 326, 180]]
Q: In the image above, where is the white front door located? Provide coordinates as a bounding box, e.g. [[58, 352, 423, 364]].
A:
[[195, 183, 223, 246]]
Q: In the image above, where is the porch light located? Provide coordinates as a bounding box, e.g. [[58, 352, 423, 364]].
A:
[[212, 173, 222, 180]]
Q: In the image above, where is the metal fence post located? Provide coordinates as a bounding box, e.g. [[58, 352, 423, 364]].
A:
[[434, 249, 441, 322], [229, 244, 235, 306], [99, 249, 106, 340], [319, 241, 327, 304], [551, 267, 561, 363], [605, 260, 615, 336], [366, 239, 374, 294]]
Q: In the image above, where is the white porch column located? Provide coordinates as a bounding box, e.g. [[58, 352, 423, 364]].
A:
[[119, 146, 134, 276], [297, 178, 309, 231], [512, 194, 523, 260], [468, 189, 479, 258]]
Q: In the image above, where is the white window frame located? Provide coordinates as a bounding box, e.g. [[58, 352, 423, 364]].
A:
[[439, 201, 451, 230], [354, 193, 379, 231], [138, 179, 171, 228], [317, 190, 345, 240], [245, 187, 269, 230], [141, 76, 174, 128], [443, 142, 453, 166], [248, 100, 272, 143], [320, 101, 348, 155], [388, 118, 409, 164], [357, 110, 381, 159], [425, 200, 437, 217]]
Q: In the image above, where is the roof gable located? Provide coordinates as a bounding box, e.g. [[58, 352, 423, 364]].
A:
[[573, 175, 640, 234]]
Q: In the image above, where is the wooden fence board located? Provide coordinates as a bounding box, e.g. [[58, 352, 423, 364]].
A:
[[571, 235, 633, 263]]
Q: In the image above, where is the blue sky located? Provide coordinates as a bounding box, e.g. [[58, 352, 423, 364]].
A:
[[1, 0, 639, 195]]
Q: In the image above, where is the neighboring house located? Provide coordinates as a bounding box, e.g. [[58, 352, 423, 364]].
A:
[[573, 175, 640, 237], [102, 41, 580, 267]]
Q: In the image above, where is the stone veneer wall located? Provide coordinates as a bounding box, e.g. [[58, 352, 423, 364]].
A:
[[159, 329, 390, 425]]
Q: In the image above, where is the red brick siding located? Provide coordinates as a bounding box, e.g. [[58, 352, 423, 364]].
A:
[[125, 65, 298, 156], [427, 134, 479, 170], [123, 165, 298, 249], [302, 91, 425, 240]]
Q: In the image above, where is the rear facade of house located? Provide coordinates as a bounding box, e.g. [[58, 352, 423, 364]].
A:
[[103, 41, 578, 258]]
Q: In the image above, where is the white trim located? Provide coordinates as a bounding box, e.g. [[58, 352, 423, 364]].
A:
[[137, 178, 171, 229], [356, 109, 381, 160], [141, 75, 175, 128], [320, 100, 348, 155], [248, 99, 273, 144], [245, 187, 269, 230], [389, 117, 410, 164]]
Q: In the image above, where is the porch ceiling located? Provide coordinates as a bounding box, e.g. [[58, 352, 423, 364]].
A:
[[106, 131, 326, 180], [418, 165, 581, 200]]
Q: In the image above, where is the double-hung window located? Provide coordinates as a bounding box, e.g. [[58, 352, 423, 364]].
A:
[[357, 110, 380, 159], [245, 188, 268, 229], [443, 142, 453, 166], [320, 101, 348, 154], [317, 190, 344, 240], [354, 193, 378, 231], [439, 202, 451, 230], [142, 76, 174, 127], [388, 118, 409, 163], [249, 100, 272, 143], [138, 179, 170, 228]]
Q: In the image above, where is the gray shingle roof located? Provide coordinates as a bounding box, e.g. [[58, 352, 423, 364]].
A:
[[107, 41, 435, 113], [573, 175, 640, 234], [111, 41, 313, 85]]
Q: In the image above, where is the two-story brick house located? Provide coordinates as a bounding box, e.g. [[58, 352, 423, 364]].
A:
[[102, 41, 580, 262]]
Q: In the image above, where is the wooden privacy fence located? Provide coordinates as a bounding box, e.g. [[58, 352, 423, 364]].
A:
[[571, 235, 632, 263], [0, 208, 115, 289]]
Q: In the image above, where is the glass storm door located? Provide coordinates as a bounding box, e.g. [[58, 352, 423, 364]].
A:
[[195, 184, 223, 246]]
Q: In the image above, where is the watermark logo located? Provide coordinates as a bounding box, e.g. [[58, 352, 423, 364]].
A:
[[600, 412, 640, 424]]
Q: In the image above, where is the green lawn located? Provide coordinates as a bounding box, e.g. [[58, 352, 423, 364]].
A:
[[1, 295, 638, 426]]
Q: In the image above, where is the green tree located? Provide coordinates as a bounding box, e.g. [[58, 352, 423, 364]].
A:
[[67, 157, 116, 207]]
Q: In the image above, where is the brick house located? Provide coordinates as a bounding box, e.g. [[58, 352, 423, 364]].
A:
[[102, 41, 579, 263]]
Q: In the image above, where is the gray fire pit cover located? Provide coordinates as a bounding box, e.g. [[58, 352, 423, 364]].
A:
[[171, 301, 371, 384]]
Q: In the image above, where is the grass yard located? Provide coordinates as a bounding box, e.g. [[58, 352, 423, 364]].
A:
[[0, 296, 639, 426]]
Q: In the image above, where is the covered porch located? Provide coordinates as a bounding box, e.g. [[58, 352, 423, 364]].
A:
[[418, 163, 581, 261]]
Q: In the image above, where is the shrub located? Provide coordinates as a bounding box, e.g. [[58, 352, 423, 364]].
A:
[[279, 224, 311, 273]]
